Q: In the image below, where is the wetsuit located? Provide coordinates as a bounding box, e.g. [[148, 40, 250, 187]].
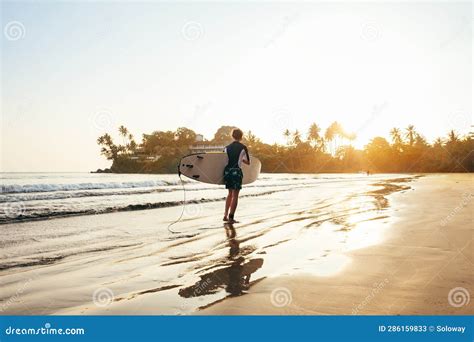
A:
[[223, 141, 250, 190]]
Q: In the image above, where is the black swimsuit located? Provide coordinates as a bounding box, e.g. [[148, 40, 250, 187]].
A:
[[225, 141, 250, 168], [223, 142, 250, 190]]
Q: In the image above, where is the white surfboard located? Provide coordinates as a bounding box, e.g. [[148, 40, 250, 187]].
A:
[[178, 152, 261, 185]]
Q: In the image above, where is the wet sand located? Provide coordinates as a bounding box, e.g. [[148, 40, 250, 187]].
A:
[[0, 174, 472, 315], [202, 174, 474, 315]]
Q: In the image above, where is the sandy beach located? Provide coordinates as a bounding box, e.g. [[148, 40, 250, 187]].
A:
[[203, 174, 473, 315], [0, 173, 472, 315]]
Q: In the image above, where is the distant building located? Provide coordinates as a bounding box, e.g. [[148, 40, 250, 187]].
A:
[[133, 147, 147, 156], [189, 144, 225, 154], [129, 147, 161, 162], [189, 134, 225, 153]]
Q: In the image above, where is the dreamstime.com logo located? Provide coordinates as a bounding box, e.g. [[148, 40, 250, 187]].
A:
[[93, 287, 114, 307], [355, 101, 388, 135], [181, 21, 204, 41], [440, 192, 473, 227], [448, 287, 470, 308], [446, 111, 470, 131], [4, 323, 85, 336], [91, 108, 115, 131], [4, 21, 26, 41], [265, 13, 299, 48], [352, 278, 389, 314], [270, 287, 292, 307], [0, 277, 34, 313], [184, 203, 203, 218], [360, 22, 381, 41]]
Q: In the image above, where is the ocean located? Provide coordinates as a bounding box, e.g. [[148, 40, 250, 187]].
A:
[[0, 172, 374, 224], [0, 171, 419, 314]]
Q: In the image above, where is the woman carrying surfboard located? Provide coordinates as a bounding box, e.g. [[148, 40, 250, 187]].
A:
[[223, 128, 250, 223]]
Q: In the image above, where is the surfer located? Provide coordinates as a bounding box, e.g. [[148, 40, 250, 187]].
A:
[[223, 128, 250, 223]]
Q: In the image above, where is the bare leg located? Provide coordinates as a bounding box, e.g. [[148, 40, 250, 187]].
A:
[[224, 189, 232, 220], [229, 189, 240, 219]]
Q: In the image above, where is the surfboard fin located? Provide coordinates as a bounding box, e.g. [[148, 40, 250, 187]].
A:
[[197, 155, 204, 159], [192, 175, 200, 179]]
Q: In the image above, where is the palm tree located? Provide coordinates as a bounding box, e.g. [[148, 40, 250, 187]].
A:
[[118, 125, 129, 148], [390, 128, 402, 144], [405, 125, 416, 146], [245, 130, 259, 148], [414, 133, 428, 147], [126, 133, 137, 154], [390, 127, 403, 152], [337, 124, 354, 147], [97, 133, 119, 160], [283, 129, 291, 146], [433, 137, 444, 147], [128, 140, 137, 152], [119, 125, 128, 137], [292, 130, 302, 145], [447, 129, 459, 143], [307, 123, 322, 148], [325, 125, 335, 154], [333, 122, 344, 145], [325, 122, 343, 154]]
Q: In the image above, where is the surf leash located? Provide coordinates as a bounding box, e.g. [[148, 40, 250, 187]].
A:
[[167, 161, 187, 234]]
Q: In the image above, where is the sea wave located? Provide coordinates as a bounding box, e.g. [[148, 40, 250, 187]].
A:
[[0, 180, 190, 194], [0, 188, 291, 225], [0, 173, 381, 225], [0, 179, 332, 203], [0, 174, 364, 195]]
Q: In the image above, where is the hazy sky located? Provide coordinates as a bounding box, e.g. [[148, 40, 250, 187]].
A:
[[1, 1, 471, 172]]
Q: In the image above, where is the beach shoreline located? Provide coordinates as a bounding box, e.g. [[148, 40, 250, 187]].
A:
[[201, 174, 473, 315], [0, 174, 472, 315]]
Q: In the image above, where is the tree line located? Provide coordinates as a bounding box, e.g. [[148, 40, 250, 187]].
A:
[[96, 123, 473, 173]]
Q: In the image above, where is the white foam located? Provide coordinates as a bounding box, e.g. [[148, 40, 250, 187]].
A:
[[0, 180, 182, 194]]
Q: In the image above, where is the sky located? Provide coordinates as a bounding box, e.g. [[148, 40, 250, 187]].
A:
[[1, 1, 472, 172]]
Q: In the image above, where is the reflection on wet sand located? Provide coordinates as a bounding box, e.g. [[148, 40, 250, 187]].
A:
[[0, 175, 425, 315], [179, 223, 264, 298], [366, 178, 415, 211]]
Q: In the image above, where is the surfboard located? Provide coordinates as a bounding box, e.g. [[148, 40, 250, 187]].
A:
[[178, 152, 261, 185]]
